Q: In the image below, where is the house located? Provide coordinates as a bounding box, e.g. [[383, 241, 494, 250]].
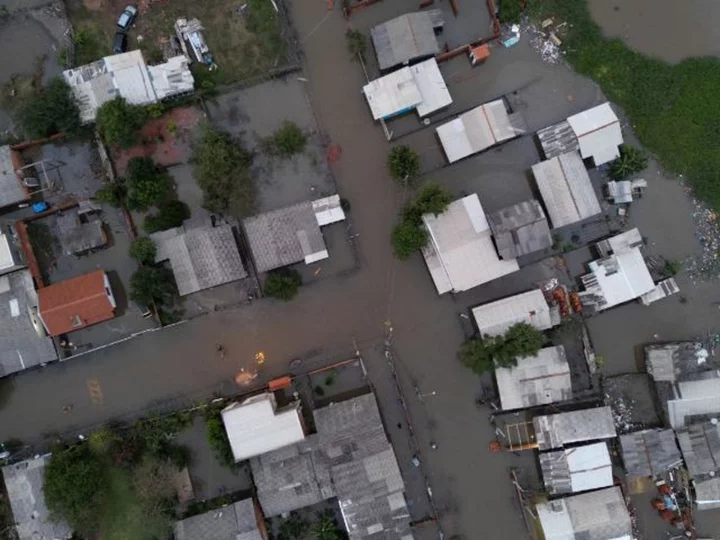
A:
[[151, 221, 247, 296], [370, 10, 442, 71], [2, 455, 73, 540], [63, 50, 194, 123], [471, 289, 558, 338], [676, 420, 720, 510], [531, 151, 602, 228], [243, 195, 346, 273], [486, 199, 553, 259], [56, 206, 107, 256], [0, 145, 30, 211], [494, 345, 571, 411], [579, 229, 655, 311], [421, 194, 519, 294], [539, 442, 613, 495], [619, 429, 682, 478], [533, 406, 616, 451], [222, 393, 306, 462], [251, 393, 413, 540], [0, 269, 56, 376], [0, 229, 25, 276], [173, 497, 268, 540], [411, 58, 452, 117], [436, 99, 525, 163], [37, 270, 116, 336], [536, 486, 632, 540], [666, 379, 720, 429], [537, 103, 623, 166]]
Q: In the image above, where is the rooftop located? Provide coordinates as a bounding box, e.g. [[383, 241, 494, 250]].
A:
[[533, 406, 617, 451], [667, 376, 720, 428], [173, 498, 263, 540], [151, 222, 247, 296], [410, 58, 452, 118], [435, 99, 524, 163], [532, 151, 602, 228], [536, 486, 632, 540], [539, 442, 613, 495], [566, 103, 623, 166], [486, 199, 553, 259], [675, 421, 720, 479], [2, 455, 72, 540], [370, 10, 441, 71], [0, 145, 29, 209], [471, 289, 555, 338], [362, 67, 422, 121], [495, 345, 572, 411], [645, 342, 711, 383], [0, 230, 24, 277], [421, 194, 519, 294], [537, 119, 580, 160], [619, 429, 683, 477], [55, 207, 107, 256], [222, 393, 306, 462], [0, 269, 56, 376]]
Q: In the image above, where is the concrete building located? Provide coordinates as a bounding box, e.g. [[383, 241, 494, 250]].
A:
[[619, 429, 682, 478], [534, 406, 617, 451], [494, 345, 571, 411], [471, 289, 558, 338], [173, 497, 267, 540], [487, 199, 553, 259], [0, 229, 25, 276], [0, 145, 29, 211], [421, 194, 519, 294], [436, 99, 524, 163], [539, 442, 613, 495], [151, 221, 247, 296], [222, 393, 306, 462], [531, 151, 602, 229], [677, 420, 720, 510], [370, 10, 441, 71], [2, 455, 72, 540]]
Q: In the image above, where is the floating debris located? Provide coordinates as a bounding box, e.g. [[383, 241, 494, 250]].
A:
[[523, 21, 565, 65], [684, 183, 720, 281]]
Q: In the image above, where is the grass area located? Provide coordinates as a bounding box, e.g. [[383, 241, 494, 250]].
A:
[[27, 222, 57, 281], [67, 0, 289, 85], [528, 0, 720, 209]]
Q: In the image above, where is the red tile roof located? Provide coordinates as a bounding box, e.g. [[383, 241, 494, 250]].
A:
[[38, 270, 115, 336]]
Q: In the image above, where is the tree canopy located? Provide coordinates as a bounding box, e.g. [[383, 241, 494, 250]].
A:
[[264, 268, 302, 301], [129, 237, 157, 265], [192, 123, 255, 216], [125, 157, 170, 210], [458, 323, 545, 374], [345, 28, 367, 60], [96, 98, 148, 147], [263, 120, 307, 157], [143, 200, 191, 233], [16, 78, 82, 139], [391, 219, 429, 260], [391, 183, 452, 259], [130, 266, 177, 307], [387, 145, 420, 186]]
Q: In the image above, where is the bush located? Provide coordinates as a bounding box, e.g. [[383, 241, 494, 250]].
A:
[[387, 146, 420, 185], [125, 157, 171, 210], [264, 268, 302, 301], [608, 144, 649, 180], [143, 200, 191, 233], [345, 29, 367, 60], [129, 237, 157, 265], [205, 409, 236, 469], [16, 78, 82, 139], [96, 97, 148, 147], [264, 120, 307, 157], [95, 180, 127, 208], [130, 266, 177, 307]]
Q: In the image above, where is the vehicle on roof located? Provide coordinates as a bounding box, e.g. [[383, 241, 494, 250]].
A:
[[117, 5, 138, 30]]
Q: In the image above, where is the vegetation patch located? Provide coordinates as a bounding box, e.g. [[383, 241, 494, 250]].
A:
[[458, 322, 545, 374], [204, 407, 237, 469], [125, 157, 171, 210], [608, 144, 648, 180], [345, 28, 366, 60], [387, 145, 420, 186], [143, 200, 192, 233], [391, 184, 452, 259], [129, 237, 157, 265], [529, 0, 720, 209], [262, 120, 308, 157], [16, 78, 82, 139], [498, 0, 523, 23], [96, 98, 148, 148], [264, 268, 303, 301]]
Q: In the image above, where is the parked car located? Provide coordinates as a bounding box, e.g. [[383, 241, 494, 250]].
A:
[[116, 5, 138, 30], [112, 32, 127, 54]]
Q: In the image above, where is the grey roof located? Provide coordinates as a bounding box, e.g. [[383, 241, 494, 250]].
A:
[[370, 11, 441, 71], [0, 146, 28, 209], [0, 269, 57, 376], [2, 455, 72, 540], [56, 210, 106, 255], [243, 202, 326, 273], [536, 120, 580, 160], [694, 477, 720, 509], [487, 199, 553, 259], [676, 421, 720, 479], [539, 442, 613, 495], [151, 222, 247, 296], [173, 498, 262, 540], [619, 429, 683, 477], [645, 342, 710, 383], [533, 406, 616, 451]]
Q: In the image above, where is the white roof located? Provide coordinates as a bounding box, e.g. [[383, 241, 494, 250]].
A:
[[103, 50, 156, 104], [472, 289, 552, 337], [312, 194, 346, 226], [362, 67, 422, 120], [222, 393, 306, 462], [567, 103, 623, 166], [495, 345, 571, 410], [606, 227, 643, 254], [668, 378, 720, 428], [410, 58, 452, 117], [583, 249, 654, 310], [0, 232, 16, 272], [421, 194, 518, 294], [532, 151, 602, 228], [436, 99, 518, 163], [147, 55, 195, 100], [565, 443, 613, 492]]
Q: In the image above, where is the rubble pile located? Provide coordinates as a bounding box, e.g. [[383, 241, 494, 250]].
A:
[[523, 20, 565, 65], [605, 391, 636, 434]]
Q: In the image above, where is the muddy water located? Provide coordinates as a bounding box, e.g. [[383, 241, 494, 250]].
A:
[[588, 0, 720, 63], [0, 18, 59, 86]]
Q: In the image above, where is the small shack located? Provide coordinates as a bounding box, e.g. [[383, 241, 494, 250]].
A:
[[487, 199, 553, 259], [533, 406, 616, 451], [539, 442, 613, 495]]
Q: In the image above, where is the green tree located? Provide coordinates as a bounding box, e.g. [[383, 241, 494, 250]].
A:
[[130, 266, 177, 307], [143, 200, 191, 233], [498, 0, 523, 23], [125, 157, 170, 210], [96, 97, 148, 147], [458, 337, 497, 374], [503, 322, 545, 359], [608, 144, 648, 180], [264, 120, 307, 157], [313, 510, 343, 540], [95, 180, 127, 208], [278, 511, 310, 540], [16, 78, 82, 138], [129, 237, 157, 265], [412, 183, 452, 216], [264, 268, 302, 301], [44, 445, 110, 536], [345, 28, 367, 60], [459, 323, 545, 374], [391, 219, 428, 259], [387, 145, 420, 185], [193, 123, 255, 216], [205, 409, 236, 469]]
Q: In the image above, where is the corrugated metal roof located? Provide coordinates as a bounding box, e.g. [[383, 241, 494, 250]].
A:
[[619, 429, 682, 477], [148, 56, 194, 100], [370, 11, 440, 70], [0, 146, 28, 209], [532, 151, 601, 228], [471, 289, 553, 337], [566, 103, 623, 166], [56, 210, 107, 255], [421, 194, 518, 294], [487, 199, 553, 259], [436, 100, 521, 163], [173, 499, 262, 540], [668, 378, 720, 428], [695, 477, 720, 509], [539, 442, 613, 495], [534, 406, 616, 451], [676, 421, 720, 478], [645, 342, 708, 383], [410, 58, 452, 117], [495, 345, 571, 411], [536, 120, 580, 160], [312, 194, 346, 226], [362, 67, 422, 121], [580, 248, 654, 311]]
